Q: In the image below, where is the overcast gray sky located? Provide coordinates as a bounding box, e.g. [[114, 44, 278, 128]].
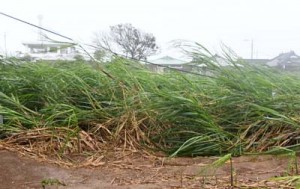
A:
[[1, 0, 300, 59]]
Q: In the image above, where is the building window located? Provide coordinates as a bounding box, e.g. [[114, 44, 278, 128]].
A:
[[60, 48, 68, 54], [49, 47, 58, 53]]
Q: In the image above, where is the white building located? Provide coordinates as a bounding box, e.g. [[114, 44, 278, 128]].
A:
[[20, 42, 78, 61], [147, 56, 188, 73]]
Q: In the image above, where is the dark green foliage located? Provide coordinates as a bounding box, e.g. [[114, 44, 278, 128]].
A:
[[1, 52, 300, 156]]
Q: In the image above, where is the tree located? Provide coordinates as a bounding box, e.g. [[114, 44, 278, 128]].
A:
[[93, 49, 107, 62], [94, 23, 158, 61], [74, 54, 85, 61]]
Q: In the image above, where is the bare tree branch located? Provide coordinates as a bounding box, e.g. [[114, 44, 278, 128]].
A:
[[94, 23, 158, 61]]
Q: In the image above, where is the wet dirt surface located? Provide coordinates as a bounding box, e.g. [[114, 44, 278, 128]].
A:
[[0, 150, 295, 189]]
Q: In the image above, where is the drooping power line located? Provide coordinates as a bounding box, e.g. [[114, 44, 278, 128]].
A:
[[0, 11, 208, 77]]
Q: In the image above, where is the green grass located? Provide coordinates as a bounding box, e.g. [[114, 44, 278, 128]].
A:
[[1, 47, 300, 157], [41, 178, 66, 188]]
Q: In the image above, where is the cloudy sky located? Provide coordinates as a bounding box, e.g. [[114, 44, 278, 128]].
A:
[[1, 0, 300, 58]]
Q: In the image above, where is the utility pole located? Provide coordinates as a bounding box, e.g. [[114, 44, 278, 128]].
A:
[[244, 39, 254, 59], [4, 33, 7, 57], [251, 39, 254, 59], [37, 14, 44, 43]]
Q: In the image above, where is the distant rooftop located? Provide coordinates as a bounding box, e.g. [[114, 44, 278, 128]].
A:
[[150, 56, 187, 65], [22, 41, 72, 48], [267, 51, 300, 67], [242, 59, 270, 64]]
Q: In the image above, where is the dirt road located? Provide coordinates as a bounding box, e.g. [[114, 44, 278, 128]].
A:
[[0, 150, 295, 188]]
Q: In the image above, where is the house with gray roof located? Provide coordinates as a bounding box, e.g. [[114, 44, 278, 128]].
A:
[[266, 51, 300, 71]]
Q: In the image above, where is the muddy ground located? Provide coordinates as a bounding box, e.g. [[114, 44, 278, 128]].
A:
[[0, 150, 297, 189]]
